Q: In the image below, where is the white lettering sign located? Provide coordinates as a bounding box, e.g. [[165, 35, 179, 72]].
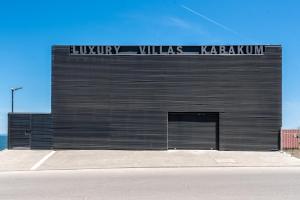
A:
[[70, 45, 265, 55]]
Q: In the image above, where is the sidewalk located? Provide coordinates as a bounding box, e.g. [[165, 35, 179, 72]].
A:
[[1, 150, 300, 171]]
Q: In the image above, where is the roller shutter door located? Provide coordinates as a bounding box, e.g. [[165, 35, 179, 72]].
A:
[[168, 112, 218, 150]]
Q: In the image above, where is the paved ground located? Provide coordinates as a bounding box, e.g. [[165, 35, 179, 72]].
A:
[[1, 150, 300, 171], [0, 167, 300, 200], [0, 150, 52, 171], [285, 149, 300, 159]]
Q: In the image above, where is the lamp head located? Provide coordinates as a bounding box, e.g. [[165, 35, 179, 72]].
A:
[[11, 87, 23, 91]]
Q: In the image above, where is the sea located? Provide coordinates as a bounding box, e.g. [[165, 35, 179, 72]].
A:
[[0, 134, 7, 150]]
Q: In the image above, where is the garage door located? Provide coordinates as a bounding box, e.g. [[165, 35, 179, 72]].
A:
[[168, 112, 219, 150]]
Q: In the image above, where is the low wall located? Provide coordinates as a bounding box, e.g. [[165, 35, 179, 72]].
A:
[[281, 129, 300, 149]]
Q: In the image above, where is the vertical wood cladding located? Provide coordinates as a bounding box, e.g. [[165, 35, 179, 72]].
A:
[[8, 113, 52, 149], [52, 45, 281, 150]]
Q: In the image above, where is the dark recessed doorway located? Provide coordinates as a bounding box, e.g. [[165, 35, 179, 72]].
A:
[[168, 112, 219, 150]]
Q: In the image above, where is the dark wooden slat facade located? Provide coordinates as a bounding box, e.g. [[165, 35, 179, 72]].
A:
[[8, 113, 52, 149], [8, 114, 31, 149], [51, 45, 282, 150]]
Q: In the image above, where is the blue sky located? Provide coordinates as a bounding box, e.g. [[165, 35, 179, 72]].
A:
[[0, 0, 299, 134]]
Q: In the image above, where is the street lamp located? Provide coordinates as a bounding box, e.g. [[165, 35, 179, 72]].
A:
[[11, 87, 23, 113]]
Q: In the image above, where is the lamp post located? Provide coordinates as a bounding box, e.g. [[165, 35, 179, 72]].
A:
[[11, 87, 23, 113]]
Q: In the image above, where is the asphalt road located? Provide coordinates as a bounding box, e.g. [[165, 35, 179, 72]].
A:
[[0, 167, 300, 200]]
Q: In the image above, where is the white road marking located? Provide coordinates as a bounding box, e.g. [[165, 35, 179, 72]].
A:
[[30, 151, 55, 170]]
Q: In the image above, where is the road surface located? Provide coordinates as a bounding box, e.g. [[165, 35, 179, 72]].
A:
[[0, 167, 299, 200]]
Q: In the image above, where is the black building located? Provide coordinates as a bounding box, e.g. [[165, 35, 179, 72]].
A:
[[8, 45, 282, 151]]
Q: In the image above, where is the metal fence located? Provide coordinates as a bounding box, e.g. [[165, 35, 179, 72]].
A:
[[281, 129, 300, 149]]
